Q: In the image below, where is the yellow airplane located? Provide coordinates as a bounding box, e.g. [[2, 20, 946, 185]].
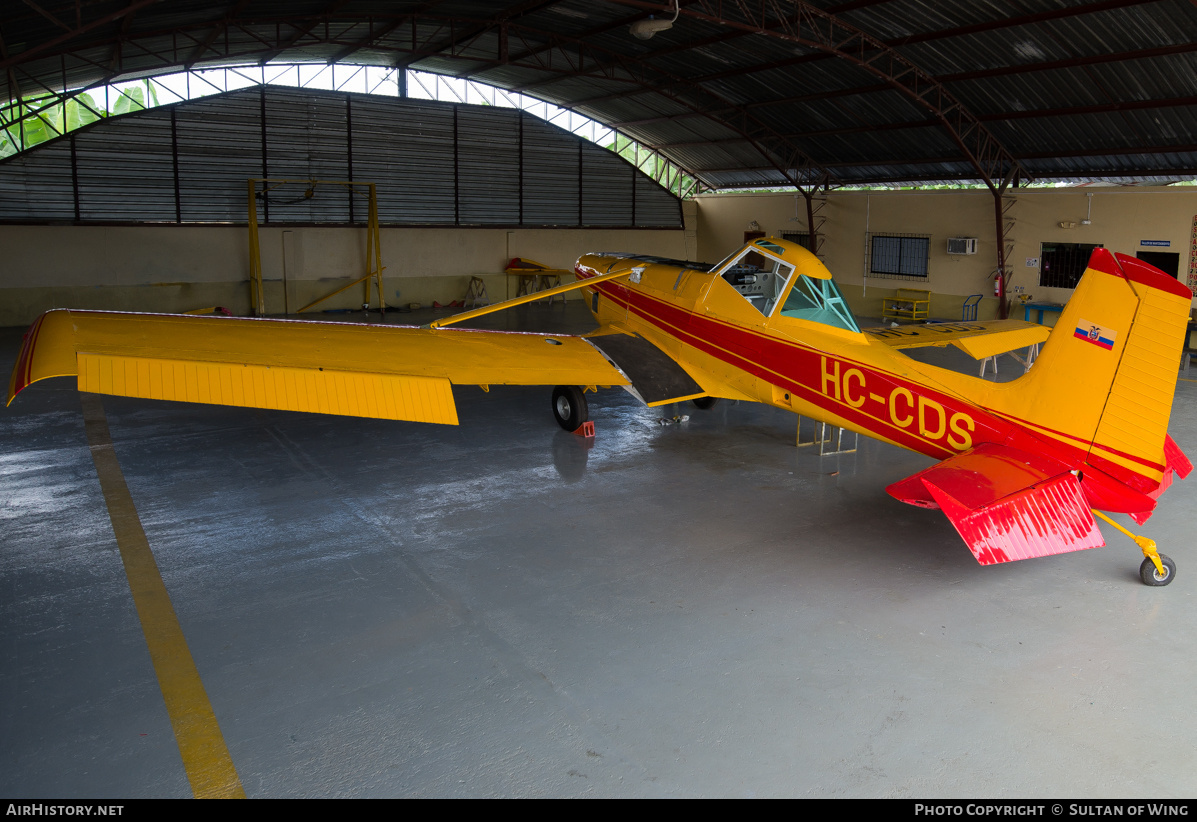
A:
[[7, 237, 1191, 585]]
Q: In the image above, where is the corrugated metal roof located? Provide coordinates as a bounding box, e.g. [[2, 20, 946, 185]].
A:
[[1, 1, 1195, 190], [0, 86, 683, 227]]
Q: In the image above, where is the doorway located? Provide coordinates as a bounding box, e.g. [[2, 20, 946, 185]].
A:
[[1136, 251, 1180, 279]]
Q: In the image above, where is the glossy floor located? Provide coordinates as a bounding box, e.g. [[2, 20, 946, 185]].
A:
[[3, 304, 1196, 798]]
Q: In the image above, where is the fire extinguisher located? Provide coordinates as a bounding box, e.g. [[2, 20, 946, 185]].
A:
[[993, 273, 1002, 297]]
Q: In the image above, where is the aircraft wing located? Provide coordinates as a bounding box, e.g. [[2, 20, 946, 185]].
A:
[[7, 309, 633, 425], [862, 319, 1050, 359], [886, 443, 1106, 565]]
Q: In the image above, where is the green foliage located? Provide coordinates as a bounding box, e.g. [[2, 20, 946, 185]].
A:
[[603, 133, 699, 199], [1, 80, 159, 159]]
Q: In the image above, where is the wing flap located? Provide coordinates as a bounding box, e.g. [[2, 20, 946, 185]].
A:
[[888, 444, 1103, 565], [77, 352, 459, 424]]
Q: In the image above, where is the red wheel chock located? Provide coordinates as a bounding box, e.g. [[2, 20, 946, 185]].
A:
[[573, 421, 595, 438]]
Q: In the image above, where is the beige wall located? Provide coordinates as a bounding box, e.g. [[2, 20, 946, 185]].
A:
[[0, 225, 688, 326], [694, 187, 1197, 321], [2, 186, 1194, 327]]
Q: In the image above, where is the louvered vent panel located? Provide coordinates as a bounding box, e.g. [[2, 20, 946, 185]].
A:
[[457, 106, 519, 225]]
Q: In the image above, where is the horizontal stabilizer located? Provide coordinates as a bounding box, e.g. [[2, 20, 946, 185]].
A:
[[1165, 434, 1193, 480], [863, 319, 1049, 357], [888, 445, 1104, 565], [1130, 435, 1195, 525], [948, 324, 1050, 361]]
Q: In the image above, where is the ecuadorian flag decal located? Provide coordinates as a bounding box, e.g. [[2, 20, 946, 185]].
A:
[[1075, 318, 1117, 350]]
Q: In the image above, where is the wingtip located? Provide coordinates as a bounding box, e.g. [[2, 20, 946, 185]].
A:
[[7, 314, 45, 406]]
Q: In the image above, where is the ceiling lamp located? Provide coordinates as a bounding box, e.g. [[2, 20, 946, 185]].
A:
[[630, 2, 680, 40]]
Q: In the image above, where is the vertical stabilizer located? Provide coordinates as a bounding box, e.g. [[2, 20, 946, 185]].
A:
[[989, 249, 1191, 493]]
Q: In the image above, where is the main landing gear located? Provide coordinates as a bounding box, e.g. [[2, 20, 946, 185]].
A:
[[552, 385, 588, 431], [1092, 510, 1175, 586]]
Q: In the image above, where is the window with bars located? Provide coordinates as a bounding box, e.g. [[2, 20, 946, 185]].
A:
[[1039, 243, 1103, 289], [868, 234, 929, 280], [781, 230, 817, 253]]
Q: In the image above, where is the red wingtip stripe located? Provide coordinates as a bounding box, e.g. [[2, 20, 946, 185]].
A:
[[9, 313, 45, 402], [1114, 252, 1195, 300]]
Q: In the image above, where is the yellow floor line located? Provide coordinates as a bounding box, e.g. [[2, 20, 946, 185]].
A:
[[80, 393, 245, 800]]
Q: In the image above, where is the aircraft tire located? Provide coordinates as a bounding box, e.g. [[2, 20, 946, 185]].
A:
[[552, 385, 588, 431], [1140, 554, 1176, 586], [692, 396, 720, 410]]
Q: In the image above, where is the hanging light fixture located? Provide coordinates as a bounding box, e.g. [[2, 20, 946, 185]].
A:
[[630, 1, 680, 40]]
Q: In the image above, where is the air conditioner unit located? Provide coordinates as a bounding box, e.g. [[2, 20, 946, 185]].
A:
[[947, 237, 978, 255]]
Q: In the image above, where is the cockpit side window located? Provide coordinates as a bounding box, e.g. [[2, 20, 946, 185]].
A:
[[777, 273, 860, 332], [716, 249, 794, 317]]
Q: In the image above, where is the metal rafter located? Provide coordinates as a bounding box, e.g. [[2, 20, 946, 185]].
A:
[[0, 26, 23, 103], [21, 1, 73, 33], [599, 39, 1197, 125], [184, 0, 254, 70], [574, 0, 1161, 109], [321, 1, 450, 66], [380, 0, 560, 68], [501, 21, 837, 188], [0, 1, 1191, 192], [701, 141, 1197, 175], [606, 0, 1025, 190], [652, 94, 1197, 149], [252, 0, 361, 66], [0, 0, 160, 72], [0, 8, 834, 190]]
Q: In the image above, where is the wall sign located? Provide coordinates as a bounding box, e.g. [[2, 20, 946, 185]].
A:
[[1189, 216, 1197, 296], [1141, 240, 1171, 247]]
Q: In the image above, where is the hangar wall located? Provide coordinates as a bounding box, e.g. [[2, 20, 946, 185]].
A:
[[0, 86, 694, 327], [694, 187, 1197, 321], [0, 223, 689, 326]]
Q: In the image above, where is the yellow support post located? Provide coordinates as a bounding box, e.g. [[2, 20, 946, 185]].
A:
[[368, 183, 386, 312], [427, 268, 631, 329], [247, 180, 264, 317]]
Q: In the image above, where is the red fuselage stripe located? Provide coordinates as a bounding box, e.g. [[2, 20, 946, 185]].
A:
[[594, 280, 1015, 461]]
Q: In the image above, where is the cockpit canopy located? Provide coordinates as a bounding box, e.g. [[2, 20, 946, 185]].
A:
[[712, 237, 859, 333]]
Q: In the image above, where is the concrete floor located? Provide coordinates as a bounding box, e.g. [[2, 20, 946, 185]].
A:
[[2, 303, 1196, 798]]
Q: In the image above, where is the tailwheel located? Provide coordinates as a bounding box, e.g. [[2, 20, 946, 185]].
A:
[[551, 385, 588, 431], [1140, 554, 1176, 587], [1092, 510, 1176, 587]]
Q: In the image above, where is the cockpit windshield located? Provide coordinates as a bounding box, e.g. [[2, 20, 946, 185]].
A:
[[715, 249, 794, 317], [777, 273, 860, 332], [711, 238, 860, 333]]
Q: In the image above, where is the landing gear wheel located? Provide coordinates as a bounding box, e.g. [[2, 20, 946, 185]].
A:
[[1140, 554, 1176, 586], [692, 396, 719, 410], [552, 385, 588, 431]]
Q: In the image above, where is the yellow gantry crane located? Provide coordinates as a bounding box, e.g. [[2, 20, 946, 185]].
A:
[[247, 178, 385, 317]]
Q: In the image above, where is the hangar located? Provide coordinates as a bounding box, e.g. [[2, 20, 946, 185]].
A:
[[3, 0, 1197, 798]]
